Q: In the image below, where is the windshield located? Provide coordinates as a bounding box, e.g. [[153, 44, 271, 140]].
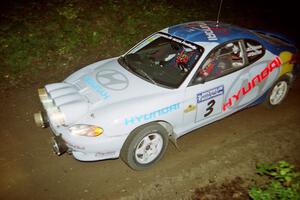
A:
[[119, 33, 203, 88]]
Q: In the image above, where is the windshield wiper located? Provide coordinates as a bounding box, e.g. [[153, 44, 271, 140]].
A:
[[135, 68, 157, 85], [121, 55, 157, 86]]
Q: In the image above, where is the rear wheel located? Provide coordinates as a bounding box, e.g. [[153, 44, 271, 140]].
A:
[[120, 123, 169, 170], [264, 77, 290, 107]]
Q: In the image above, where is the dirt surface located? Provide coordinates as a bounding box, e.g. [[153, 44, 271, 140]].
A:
[[0, 77, 299, 200], [191, 177, 249, 200]]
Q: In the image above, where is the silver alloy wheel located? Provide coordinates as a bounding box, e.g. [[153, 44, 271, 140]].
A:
[[135, 133, 163, 164], [270, 81, 288, 105]]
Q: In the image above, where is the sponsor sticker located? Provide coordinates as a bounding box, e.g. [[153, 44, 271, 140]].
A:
[[197, 85, 224, 103], [184, 104, 196, 113], [222, 57, 282, 111], [124, 103, 180, 125], [83, 75, 110, 100], [185, 22, 218, 41]]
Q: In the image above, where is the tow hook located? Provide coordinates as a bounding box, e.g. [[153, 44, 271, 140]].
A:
[[52, 135, 68, 156], [34, 111, 49, 128]]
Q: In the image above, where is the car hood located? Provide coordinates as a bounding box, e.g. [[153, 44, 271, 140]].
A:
[[45, 58, 168, 125]]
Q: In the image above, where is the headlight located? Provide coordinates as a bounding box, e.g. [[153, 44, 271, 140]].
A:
[[69, 125, 103, 137]]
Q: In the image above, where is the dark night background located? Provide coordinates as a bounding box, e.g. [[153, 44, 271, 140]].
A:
[[1, 0, 299, 87], [1, 0, 299, 42]]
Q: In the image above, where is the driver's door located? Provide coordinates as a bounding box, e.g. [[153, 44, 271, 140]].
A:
[[182, 40, 249, 132]]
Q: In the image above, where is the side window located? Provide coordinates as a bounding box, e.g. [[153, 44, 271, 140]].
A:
[[195, 41, 245, 82], [244, 39, 265, 64]]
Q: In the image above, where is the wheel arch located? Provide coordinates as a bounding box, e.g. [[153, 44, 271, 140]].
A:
[[157, 120, 179, 148], [278, 72, 294, 85], [263, 73, 291, 108], [121, 120, 177, 153], [120, 120, 172, 170]]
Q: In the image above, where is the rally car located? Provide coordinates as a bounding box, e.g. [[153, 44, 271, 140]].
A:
[[34, 21, 299, 170]]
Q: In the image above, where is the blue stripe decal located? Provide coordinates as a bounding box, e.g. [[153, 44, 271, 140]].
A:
[[83, 75, 110, 100]]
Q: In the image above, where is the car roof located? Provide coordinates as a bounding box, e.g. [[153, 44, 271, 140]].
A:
[[165, 21, 258, 44]]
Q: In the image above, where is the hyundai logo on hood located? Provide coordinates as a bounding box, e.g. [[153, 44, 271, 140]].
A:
[[96, 69, 129, 91]]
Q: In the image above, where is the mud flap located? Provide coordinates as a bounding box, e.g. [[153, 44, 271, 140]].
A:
[[169, 133, 180, 151]]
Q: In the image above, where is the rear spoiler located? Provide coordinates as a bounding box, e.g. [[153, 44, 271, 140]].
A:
[[252, 29, 295, 45]]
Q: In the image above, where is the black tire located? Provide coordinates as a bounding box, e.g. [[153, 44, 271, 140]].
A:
[[120, 123, 169, 171], [263, 77, 290, 108]]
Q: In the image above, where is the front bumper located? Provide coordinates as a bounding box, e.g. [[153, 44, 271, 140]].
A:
[[48, 122, 127, 161], [34, 84, 128, 162]]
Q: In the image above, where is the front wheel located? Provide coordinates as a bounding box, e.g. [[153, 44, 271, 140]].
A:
[[120, 123, 169, 170], [264, 77, 290, 108]]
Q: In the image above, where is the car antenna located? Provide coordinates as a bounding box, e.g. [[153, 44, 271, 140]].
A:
[[216, 0, 224, 27]]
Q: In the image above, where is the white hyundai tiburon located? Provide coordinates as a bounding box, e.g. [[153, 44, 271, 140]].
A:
[[34, 21, 298, 170]]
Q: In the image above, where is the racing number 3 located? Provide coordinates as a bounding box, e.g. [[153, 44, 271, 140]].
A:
[[204, 99, 215, 117]]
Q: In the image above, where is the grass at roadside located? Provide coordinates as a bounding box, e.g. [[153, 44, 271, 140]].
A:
[[191, 161, 300, 200], [0, 0, 212, 88], [1, 0, 298, 89]]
